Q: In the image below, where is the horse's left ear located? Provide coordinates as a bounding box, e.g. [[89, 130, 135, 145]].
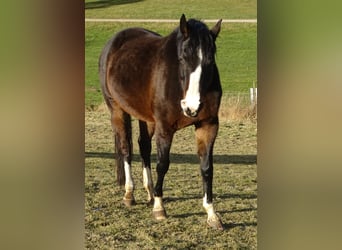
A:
[[180, 14, 189, 39], [211, 19, 222, 40]]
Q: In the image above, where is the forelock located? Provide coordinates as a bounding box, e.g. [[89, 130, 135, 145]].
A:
[[187, 19, 216, 64]]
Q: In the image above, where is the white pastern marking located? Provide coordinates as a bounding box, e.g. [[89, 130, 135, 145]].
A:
[[153, 197, 164, 211], [180, 49, 203, 113], [203, 193, 216, 218], [124, 161, 134, 192], [143, 168, 150, 189], [143, 168, 153, 200]]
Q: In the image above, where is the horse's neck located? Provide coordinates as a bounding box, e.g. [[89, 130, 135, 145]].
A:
[[159, 31, 179, 64]]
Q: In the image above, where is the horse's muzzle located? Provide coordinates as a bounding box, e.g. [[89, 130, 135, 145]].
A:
[[180, 99, 200, 117], [184, 107, 198, 117]]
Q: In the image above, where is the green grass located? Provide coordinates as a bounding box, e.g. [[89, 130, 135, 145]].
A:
[[85, 22, 256, 108], [85, 110, 257, 249], [85, 0, 257, 19], [85, 2, 257, 246]]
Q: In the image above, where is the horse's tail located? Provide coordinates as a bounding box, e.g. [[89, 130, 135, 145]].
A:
[[99, 35, 120, 111], [99, 36, 126, 186], [115, 133, 126, 186]]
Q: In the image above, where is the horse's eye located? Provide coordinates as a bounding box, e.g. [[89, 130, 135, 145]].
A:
[[183, 47, 191, 55]]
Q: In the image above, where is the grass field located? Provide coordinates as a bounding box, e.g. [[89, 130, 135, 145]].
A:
[[85, 0, 257, 109], [85, 110, 257, 249], [85, 1, 257, 248], [85, 0, 256, 19], [85, 22, 256, 108]]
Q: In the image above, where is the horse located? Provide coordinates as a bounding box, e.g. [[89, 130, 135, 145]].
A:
[[99, 14, 223, 230]]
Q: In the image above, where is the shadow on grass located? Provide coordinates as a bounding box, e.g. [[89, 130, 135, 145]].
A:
[[86, 152, 114, 158], [160, 193, 257, 224], [85, 0, 143, 9], [171, 207, 257, 230], [224, 221, 257, 229], [217, 193, 257, 200], [163, 193, 257, 204], [85, 152, 257, 165]]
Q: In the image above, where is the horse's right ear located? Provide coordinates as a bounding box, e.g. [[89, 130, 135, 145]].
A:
[[180, 14, 188, 39], [211, 19, 222, 40]]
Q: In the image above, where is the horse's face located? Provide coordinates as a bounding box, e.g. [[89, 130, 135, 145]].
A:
[[177, 15, 222, 117]]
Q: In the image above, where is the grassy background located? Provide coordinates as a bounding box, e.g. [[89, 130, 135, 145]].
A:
[[85, 22, 256, 108], [85, 0, 257, 248], [85, 0, 257, 109], [85, 0, 257, 19], [85, 110, 257, 249]]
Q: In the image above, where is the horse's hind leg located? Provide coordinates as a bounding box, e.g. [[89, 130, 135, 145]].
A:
[[138, 121, 155, 205], [110, 105, 135, 207]]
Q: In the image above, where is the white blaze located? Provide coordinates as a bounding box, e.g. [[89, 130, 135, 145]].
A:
[[181, 49, 203, 113]]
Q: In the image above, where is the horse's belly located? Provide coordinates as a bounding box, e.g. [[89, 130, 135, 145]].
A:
[[112, 92, 155, 123], [124, 102, 155, 123]]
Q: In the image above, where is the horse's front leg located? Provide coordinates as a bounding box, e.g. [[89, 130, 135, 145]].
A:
[[152, 129, 173, 220], [195, 118, 224, 230]]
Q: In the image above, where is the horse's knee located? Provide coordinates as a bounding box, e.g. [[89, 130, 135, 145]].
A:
[[156, 160, 170, 175], [200, 164, 213, 179]]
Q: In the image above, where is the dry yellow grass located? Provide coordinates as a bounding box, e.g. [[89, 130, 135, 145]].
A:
[[85, 105, 257, 249], [219, 94, 257, 122], [91, 94, 257, 123]]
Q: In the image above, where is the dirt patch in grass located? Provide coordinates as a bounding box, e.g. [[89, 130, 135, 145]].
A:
[[85, 108, 257, 249]]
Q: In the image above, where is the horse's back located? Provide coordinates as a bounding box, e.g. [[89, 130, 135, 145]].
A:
[[117, 28, 161, 47], [99, 28, 161, 75], [99, 28, 163, 122]]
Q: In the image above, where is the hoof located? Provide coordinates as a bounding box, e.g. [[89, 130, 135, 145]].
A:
[[207, 214, 224, 230], [152, 209, 167, 220], [123, 198, 136, 207]]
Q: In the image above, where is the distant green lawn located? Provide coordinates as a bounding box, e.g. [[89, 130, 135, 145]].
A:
[[85, 0, 256, 108], [85, 0, 257, 19], [85, 22, 256, 108]]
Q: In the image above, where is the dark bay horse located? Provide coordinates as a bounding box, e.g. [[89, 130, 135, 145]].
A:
[[99, 14, 223, 230]]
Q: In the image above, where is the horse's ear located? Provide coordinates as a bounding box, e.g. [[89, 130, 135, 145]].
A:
[[180, 14, 188, 39], [211, 19, 222, 40]]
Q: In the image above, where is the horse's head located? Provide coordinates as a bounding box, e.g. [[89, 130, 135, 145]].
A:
[[177, 14, 222, 117]]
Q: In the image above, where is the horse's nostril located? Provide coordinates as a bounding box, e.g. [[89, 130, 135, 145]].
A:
[[185, 108, 198, 117]]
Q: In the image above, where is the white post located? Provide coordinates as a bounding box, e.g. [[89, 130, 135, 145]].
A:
[[250, 87, 257, 104], [255, 88, 257, 103], [250, 88, 254, 104]]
